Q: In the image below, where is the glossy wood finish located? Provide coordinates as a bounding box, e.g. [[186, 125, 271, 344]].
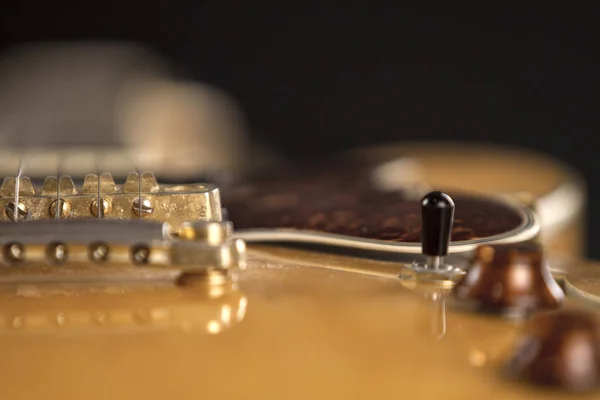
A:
[[0, 142, 589, 398], [0, 246, 598, 399]]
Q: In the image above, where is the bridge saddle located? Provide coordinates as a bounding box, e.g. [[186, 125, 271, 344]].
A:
[[0, 172, 245, 283], [0, 172, 222, 225]]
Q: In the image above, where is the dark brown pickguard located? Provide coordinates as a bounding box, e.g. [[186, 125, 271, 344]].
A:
[[220, 160, 523, 243]]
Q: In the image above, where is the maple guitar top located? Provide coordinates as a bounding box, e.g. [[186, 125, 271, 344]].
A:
[[0, 246, 598, 400], [0, 145, 592, 399]]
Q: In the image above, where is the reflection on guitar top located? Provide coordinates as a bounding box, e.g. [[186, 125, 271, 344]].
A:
[[0, 279, 247, 335]]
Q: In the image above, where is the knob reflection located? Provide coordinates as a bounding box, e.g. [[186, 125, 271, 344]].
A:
[[413, 289, 448, 341], [410, 286, 521, 369]]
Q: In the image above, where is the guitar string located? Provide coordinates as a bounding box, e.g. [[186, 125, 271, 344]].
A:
[[128, 148, 143, 220], [14, 155, 25, 222], [127, 99, 145, 221], [95, 150, 113, 220], [101, 149, 142, 220], [11, 151, 146, 222], [96, 151, 102, 219], [13, 151, 145, 221], [55, 151, 63, 220], [137, 165, 142, 220]]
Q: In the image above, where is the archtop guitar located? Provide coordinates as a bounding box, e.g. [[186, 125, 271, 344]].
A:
[[0, 42, 596, 400]]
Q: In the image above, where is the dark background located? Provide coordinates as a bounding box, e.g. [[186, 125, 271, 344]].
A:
[[1, 3, 599, 256]]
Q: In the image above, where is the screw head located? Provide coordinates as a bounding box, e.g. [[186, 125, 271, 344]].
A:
[[132, 197, 154, 217], [49, 199, 71, 218], [131, 244, 151, 265], [91, 198, 112, 218], [46, 242, 68, 265], [2, 242, 24, 265], [5, 202, 28, 221], [88, 242, 109, 263]]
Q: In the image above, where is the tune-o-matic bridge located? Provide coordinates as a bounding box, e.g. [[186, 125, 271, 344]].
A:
[[0, 172, 222, 225], [0, 219, 246, 279], [0, 172, 245, 283]]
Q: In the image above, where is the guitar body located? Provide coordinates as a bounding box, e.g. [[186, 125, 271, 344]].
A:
[[349, 141, 586, 259], [223, 141, 585, 264], [0, 247, 598, 399], [0, 43, 596, 399], [0, 141, 596, 399]]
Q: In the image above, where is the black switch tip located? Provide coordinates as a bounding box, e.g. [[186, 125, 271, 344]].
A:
[[421, 191, 455, 256]]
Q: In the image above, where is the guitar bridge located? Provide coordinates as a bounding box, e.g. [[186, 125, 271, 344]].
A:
[[0, 173, 245, 284], [0, 172, 222, 225]]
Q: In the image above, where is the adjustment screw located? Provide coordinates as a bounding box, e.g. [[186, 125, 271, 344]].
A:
[[132, 198, 154, 217], [131, 244, 151, 265], [91, 198, 112, 218], [2, 242, 24, 265], [88, 242, 109, 263], [5, 202, 28, 221], [49, 199, 71, 218], [46, 242, 68, 265]]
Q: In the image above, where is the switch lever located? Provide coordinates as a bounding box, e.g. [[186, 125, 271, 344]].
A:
[[420, 191, 454, 269]]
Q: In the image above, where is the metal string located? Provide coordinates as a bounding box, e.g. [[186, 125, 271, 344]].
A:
[[137, 166, 142, 220], [126, 148, 143, 220], [55, 153, 63, 220], [97, 155, 102, 219], [14, 156, 25, 222], [94, 151, 106, 219]]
